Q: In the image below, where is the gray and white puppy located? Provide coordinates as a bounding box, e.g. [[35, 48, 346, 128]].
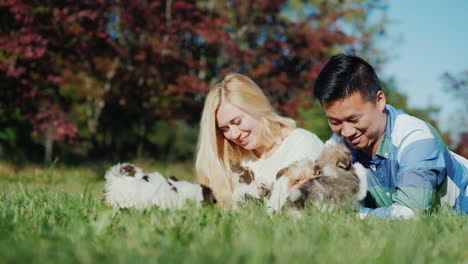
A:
[[266, 144, 368, 213]]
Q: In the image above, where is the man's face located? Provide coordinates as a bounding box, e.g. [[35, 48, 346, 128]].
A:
[[323, 91, 387, 157]]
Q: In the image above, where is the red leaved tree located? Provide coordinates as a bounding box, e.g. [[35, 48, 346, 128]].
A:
[[0, 0, 390, 162], [0, 0, 115, 161], [442, 71, 468, 158]]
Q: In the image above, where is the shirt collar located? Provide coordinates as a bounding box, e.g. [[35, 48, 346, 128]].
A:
[[374, 105, 395, 159]]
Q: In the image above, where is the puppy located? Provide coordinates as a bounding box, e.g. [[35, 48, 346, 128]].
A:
[[231, 164, 272, 204], [266, 144, 368, 213], [103, 163, 216, 209]]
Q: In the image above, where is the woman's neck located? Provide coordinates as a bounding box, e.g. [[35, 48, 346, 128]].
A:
[[253, 141, 279, 159], [252, 127, 293, 159]]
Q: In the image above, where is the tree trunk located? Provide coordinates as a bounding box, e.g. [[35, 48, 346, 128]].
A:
[[86, 58, 119, 135], [44, 123, 54, 163], [166, 120, 182, 164]]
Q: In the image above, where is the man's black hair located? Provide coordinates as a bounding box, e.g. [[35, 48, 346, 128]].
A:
[[313, 53, 382, 103]]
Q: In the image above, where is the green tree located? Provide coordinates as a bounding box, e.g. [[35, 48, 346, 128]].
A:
[[441, 71, 468, 157]]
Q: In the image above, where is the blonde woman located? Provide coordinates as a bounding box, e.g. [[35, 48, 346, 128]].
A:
[[195, 73, 324, 205]]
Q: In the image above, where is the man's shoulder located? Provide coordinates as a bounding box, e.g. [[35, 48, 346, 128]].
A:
[[386, 105, 447, 162], [387, 105, 436, 148]]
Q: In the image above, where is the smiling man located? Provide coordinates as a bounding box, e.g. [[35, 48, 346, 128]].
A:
[[313, 54, 468, 218]]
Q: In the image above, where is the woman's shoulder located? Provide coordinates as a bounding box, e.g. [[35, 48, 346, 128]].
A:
[[285, 128, 322, 144], [279, 128, 324, 156], [276, 128, 323, 163]]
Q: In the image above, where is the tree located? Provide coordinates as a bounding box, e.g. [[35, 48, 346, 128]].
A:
[[0, 0, 396, 162], [0, 0, 116, 162], [441, 71, 468, 157]]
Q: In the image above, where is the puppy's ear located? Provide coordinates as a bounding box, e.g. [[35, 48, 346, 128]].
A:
[[120, 164, 136, 176], [334, 146, 352, 170], [169, 175, 179, 182], [276, 167, 288, 180], [336, 156, 351, 170], [201, 185, 217, 204], [312, 163, 323, 176], [167, 178, 178, 192], [238, 168, 254, 184]]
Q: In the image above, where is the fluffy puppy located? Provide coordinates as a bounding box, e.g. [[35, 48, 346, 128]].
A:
[[266, 144, 368, 213], [231, 164, 272, 204], [103, 163, 216, 209]]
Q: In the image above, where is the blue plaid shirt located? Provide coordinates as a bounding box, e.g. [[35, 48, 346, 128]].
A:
[[327, 105, 468, 217]]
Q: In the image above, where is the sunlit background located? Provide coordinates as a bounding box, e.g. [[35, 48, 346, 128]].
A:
[[0, 0, 466, 166], [383, 0, 468, 141]]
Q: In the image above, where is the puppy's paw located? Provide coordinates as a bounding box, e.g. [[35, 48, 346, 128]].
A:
[[287, 208, 303, 218], [288, 188, 304, 203]]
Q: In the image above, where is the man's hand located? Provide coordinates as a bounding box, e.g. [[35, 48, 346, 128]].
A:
[[359, 204, 416, 220]]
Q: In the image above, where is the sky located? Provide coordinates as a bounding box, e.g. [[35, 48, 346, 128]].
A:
[[380, 0, 468, 134]]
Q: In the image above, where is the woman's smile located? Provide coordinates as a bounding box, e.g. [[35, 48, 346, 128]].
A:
[[216, 102, 261, 151]]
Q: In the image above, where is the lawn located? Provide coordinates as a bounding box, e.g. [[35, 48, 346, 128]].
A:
[[1, 161, 467, 264]]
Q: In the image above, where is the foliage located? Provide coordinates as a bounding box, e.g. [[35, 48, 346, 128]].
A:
[[0, 0, 115, 161], [0, 0, 420, 163], [381, 76, 439, 128], [147, 120, 200, 162], [1, 165, 467, 264], [297, 98, 332, 142], [440, 71, 468, 157]]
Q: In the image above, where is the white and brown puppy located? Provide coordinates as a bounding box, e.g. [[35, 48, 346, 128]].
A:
[[231, 164, 272, 204], [103, 163, 216, 210], [266, 144, 368, 213]]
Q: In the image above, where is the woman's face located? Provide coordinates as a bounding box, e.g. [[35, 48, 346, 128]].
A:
[[216, 102, 262, 151]]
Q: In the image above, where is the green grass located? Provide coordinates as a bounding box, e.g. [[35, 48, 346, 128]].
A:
[[1, 161, 467, 264]]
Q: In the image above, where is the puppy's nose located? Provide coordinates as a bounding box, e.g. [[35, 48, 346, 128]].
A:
[[142, 175, 149, 182]]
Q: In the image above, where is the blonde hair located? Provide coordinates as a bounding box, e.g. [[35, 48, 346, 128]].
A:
[[195, 73, 296, 205]]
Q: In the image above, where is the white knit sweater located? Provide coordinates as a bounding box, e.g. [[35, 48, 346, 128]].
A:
[[242, 128, 324, 186]]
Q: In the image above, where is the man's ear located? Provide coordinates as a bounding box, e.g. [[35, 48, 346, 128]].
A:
[[376, 90, 386, 112]]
